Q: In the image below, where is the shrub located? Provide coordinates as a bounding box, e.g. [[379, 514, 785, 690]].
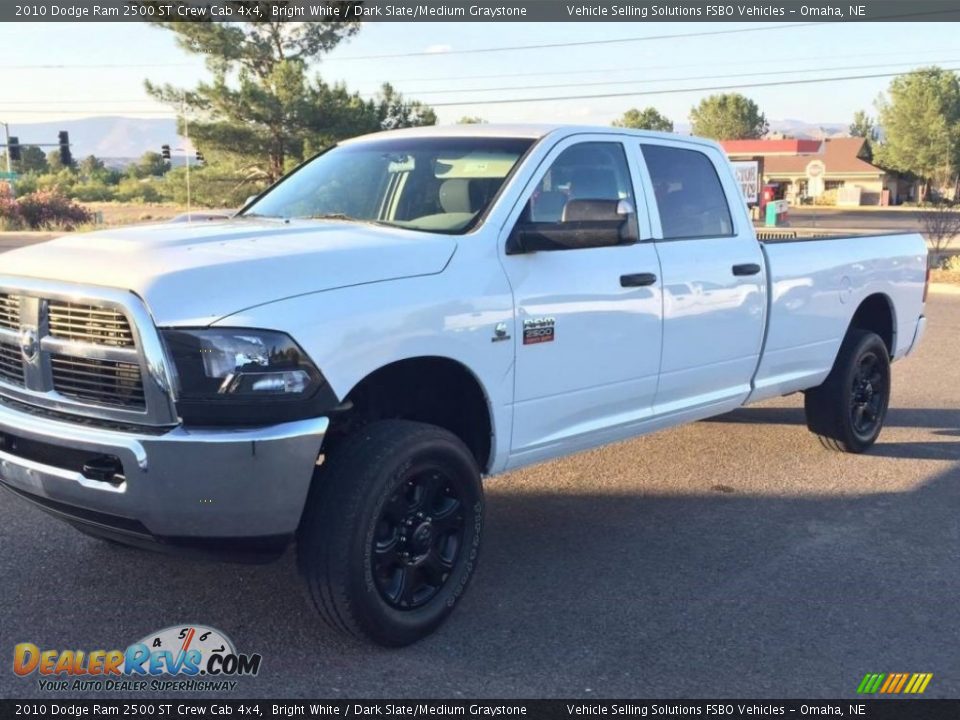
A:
[[0, 195, 24, 230], [10, 191, 92, 230], [943, 254, 960, 272]]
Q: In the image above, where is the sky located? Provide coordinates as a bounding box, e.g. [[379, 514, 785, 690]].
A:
[[1, 21, 958, 128]]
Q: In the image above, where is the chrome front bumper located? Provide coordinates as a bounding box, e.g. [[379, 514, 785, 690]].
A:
[[0, 400, 327, 548]]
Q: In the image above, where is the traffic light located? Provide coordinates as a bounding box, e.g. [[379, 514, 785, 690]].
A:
[[161, 144, 171, 161], [58, 131, 72, 167], [195, 150, 205, 164], [7, 137, 21, 163]]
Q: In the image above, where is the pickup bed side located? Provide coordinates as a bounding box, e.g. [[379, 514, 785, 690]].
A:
[[752, 232, 927, 403]]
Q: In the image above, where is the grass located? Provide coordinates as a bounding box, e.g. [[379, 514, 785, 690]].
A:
[[81, 201, 188, 227], [931, 269, 960, 284]]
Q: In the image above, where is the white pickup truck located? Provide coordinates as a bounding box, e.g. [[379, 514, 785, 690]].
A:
[[0, 125, 928, 646]]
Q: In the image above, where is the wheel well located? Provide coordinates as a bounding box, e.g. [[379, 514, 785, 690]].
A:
[[849, 294, 895, 355], [327, 357, 493, 472]]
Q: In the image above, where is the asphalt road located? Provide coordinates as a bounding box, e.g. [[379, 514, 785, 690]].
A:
[[0, 294, 958, 701]]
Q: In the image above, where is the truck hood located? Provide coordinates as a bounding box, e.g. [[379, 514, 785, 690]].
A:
[[0, 219, 457, 325]]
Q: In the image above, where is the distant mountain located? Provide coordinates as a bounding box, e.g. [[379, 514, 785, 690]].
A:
[[768, 118, 849, 139], [7, 117, 180, 160], [674, 119, 849, 139], [8, 115, 853, 161]]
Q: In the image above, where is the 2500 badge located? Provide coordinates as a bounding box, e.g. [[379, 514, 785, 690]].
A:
[[523, 318, 555, 345]]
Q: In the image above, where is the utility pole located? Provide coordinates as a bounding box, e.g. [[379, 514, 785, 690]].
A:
[[182, 97, 192, 222], [2, 122, 11, 174]]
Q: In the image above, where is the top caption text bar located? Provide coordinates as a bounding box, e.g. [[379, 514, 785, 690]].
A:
[[6, 0, 960, 23]]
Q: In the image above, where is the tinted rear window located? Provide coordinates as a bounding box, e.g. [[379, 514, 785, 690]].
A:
[[641, 145, 734, 240]]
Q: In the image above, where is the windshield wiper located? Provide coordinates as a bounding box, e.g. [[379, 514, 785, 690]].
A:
[[305, 213, 358, 222]]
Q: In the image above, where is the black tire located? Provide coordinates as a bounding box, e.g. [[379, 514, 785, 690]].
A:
[[804, 329, 891, 453], [297, 420, 483, 647]]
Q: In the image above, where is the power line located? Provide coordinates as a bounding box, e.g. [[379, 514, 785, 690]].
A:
[[0, 24, 828, 70], [0, 110, 176, 115], [327, 8, 955, 61], [0, 63, 195, 70], [5, 65, 953, 116], [382, 46, 960, 83], [332, 22, 827, 60], [425, 66, 960, 107], [6, 56, 953, 107], [397, 59, 960, 97]]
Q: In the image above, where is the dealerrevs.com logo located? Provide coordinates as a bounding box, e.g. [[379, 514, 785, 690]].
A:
[[13, 625, 262, 693]]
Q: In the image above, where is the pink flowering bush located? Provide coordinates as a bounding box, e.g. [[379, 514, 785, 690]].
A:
[[0, 191, 92, 230]]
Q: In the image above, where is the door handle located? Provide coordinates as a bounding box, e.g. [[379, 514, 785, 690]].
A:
[[732, 263, 762, 276], [620, 273, 657, 287]]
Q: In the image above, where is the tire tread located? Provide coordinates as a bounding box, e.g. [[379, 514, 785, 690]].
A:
[[297, 420, 480, 645]]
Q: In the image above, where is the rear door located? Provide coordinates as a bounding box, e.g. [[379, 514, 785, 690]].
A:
[[499, 135, 663, 465], [635, 139, 766, 416]]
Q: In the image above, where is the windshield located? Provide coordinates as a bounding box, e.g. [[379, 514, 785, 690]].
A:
[[244, 136, 534, 234]]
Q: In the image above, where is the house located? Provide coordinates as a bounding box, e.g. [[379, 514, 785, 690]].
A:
[[721, 137, 903, 206]]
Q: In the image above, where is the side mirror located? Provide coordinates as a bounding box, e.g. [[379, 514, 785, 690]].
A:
[[507, 198, 639, 255]]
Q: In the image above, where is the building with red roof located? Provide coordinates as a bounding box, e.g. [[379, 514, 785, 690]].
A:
[[721, 137, 905, 206]]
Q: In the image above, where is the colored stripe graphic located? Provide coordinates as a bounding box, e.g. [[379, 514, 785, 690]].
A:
[[858, 673, 933, 694]]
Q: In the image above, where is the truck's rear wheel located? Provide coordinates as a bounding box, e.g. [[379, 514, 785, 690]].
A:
[[804, 329, 890, 453], [297, 420, 483, 647]]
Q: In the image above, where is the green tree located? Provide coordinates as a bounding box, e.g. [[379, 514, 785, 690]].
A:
[[457, 116, 487, 124], [375, 83, 437, 130], [12, 146, 48, 174], [689, 93, 768, 140], [128, 151, 169, 179], [612, 107, 674, 132], [78, 155, 105, 176], [145, 12, 362, 181], [849, 110, 878, 141], [874, 67, 960, 201], [46, 150, 72, 172]]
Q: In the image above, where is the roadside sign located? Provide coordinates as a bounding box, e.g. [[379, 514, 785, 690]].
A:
[[0, 171, 18, 180], [730, 161, 759, 205]]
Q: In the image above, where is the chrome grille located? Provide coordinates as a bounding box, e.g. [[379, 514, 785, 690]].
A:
[[48, 301, 135, 347], [50, 355, 145, 409], [0, 294, 19, 330], [0, 343, 22, 386], [0, 277, 178, 426]]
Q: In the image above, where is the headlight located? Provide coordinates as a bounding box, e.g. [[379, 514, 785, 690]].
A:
[[161, 328, 337, 426]]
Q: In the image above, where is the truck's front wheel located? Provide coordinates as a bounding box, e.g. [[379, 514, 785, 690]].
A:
[[804, 329, 891, 453], [297, 420, 483, 646]]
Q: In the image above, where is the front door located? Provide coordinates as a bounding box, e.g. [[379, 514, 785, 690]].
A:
[[500, 136, 664, 466]]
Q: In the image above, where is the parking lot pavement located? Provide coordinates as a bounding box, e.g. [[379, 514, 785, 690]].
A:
[[1, 296, 957, 700]]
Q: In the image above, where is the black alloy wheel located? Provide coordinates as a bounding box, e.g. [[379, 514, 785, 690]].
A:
[[298, 419, 483, 646], [372, 467, 466, 610], [804, 328, 891, 453], [850, 350, 886, 439]]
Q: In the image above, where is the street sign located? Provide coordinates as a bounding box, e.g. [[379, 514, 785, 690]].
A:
[[730, 161, 759, 205], [0, 172, 18, 180]]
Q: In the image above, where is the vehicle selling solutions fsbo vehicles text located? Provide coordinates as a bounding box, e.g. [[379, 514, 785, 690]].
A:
[[565, 5, 858, 18]]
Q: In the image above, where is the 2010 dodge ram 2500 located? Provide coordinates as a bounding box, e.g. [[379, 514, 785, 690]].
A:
[[0, 125, 928, 645]]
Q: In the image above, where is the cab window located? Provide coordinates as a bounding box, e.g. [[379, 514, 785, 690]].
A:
[[641, 144, 734, 240], [523, 142, 634, 224]]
